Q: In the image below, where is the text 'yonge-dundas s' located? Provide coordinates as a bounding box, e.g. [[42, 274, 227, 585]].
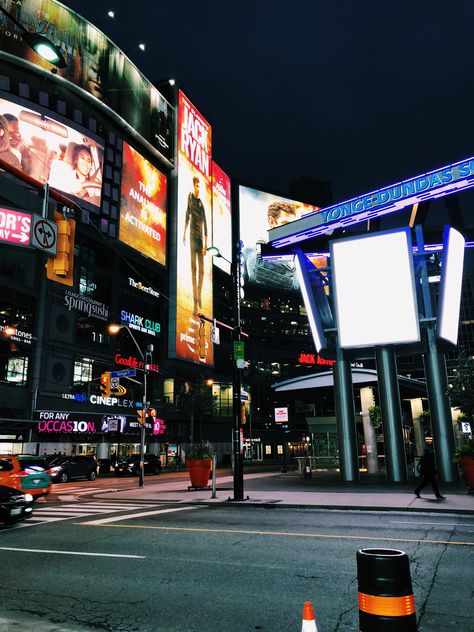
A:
[[270, 155, 474, 247]]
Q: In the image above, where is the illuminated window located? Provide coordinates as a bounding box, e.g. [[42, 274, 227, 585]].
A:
[[6, 356, 28, 385], [73, 357, 94, 384]]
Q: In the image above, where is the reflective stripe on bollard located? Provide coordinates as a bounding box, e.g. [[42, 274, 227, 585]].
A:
[[357, 548, 417, 631]]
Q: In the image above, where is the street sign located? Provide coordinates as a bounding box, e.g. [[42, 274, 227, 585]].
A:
[[31, 214, 58, 255], [233, 340, 245, 361], [0, 207, 31, 247], [211, 325, 220, 344], [110, 369, 137, 378], [110, 377, 120, 390]]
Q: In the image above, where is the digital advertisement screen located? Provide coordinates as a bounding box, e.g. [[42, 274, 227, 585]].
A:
[[239, 185, 320, 290], [0, 0, 174, 160], [0, 97, 104, 208], [173, 91, 213, 365], [331, 229, 420, 348], [119, 142, 167, 265], [211, 162, 232, 274], [437, 226, 465, 346]]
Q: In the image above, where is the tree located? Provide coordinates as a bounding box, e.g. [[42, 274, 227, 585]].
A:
[[448, 349, 474, 419]]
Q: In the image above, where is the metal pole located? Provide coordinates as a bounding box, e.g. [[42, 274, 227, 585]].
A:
[[232, 240, 244, 500], [375, 345, 407, 482], [139, 363, 147, 488], [211, 453, 217, 498], [423, 326, 459, 482], [333, 347, 359, 481]]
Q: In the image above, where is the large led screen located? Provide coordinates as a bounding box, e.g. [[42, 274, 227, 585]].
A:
[[174, 91, 213, 365], [119, 142, 167, 265], [331, 229, 420, 348], [0, 97, 104, 208], [211, 162, 232, 274], [437, 226, 465, 345], [0, 0, 173, 161], [239, 185, 320, 290]]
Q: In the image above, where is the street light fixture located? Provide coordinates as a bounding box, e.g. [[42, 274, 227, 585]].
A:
[[0, 6, 67, 68], [207, 245, 245, 501], [108, 323, 153, 488]]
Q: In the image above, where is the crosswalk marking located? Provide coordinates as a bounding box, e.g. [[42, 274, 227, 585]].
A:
[[82, 505, 203, 525], [5, 501, 164, 529]]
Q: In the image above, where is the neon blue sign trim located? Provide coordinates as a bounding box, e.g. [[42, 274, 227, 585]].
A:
[[268, 156, 474, 247]]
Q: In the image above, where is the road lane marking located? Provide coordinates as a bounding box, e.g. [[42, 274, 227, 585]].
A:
[[0, 546, 145, 558], [81, 505, 203, 525], [391, 520, 474, 528], [79, 524, 474, 547]]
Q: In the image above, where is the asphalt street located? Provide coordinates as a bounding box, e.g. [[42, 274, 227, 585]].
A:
[[0, 494, 473, 631]]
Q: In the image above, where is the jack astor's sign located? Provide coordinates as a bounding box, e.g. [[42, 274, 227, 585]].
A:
[[115, 353, 159, 373]]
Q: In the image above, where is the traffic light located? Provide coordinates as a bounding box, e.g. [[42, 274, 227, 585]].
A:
[[241, 403, 246, 425], [46, 210, 76, 286], [99, 372, 111, 397], [136, 409, 146, 425]]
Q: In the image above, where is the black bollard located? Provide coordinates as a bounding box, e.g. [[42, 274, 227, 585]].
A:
[[357, 548, 417, 631]]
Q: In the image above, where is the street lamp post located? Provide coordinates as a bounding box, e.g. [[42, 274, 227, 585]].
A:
[[108, 324, 153, 488], [207, 245, 244, 500]]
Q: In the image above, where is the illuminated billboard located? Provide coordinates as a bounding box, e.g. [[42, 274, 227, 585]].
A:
[[119, 142, 167, 265], [331, 229, 420, 348], [437, 226, 465, 346], [173, 91, 213, 364], [238, 185, 320, 290], [0, 0, 173, 161], [0, 97, 104, 208], [211, 162, 232, 274]]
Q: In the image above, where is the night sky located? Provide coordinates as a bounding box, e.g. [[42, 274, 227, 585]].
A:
[[64, 0, 474, 205]]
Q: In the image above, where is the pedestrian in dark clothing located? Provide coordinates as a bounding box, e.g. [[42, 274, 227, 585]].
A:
[[414, 446, 445, 500]]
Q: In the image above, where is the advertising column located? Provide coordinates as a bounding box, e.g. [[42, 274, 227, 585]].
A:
[[174, 91, 213, 364]]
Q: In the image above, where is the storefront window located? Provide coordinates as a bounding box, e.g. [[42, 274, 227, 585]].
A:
[[73, 357, 94, 385], [6, 356, 28, 385]]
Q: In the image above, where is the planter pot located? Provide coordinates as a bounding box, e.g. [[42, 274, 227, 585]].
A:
[[187, 458, 212, 488], [460, 455, 474, 491]]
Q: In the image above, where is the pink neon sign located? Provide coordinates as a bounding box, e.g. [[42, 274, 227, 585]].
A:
[[0, 207, 31, 246]]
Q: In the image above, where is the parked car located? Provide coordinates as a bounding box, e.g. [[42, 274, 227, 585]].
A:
[[97, 458, 112, 475], [0, 455, 51, 498], [115, 454, 162, 476], [0, 485, 34, 525], [47, 455, 98, 483]]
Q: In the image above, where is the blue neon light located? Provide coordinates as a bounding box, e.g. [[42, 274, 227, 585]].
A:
[[268, 156, 474, 247]]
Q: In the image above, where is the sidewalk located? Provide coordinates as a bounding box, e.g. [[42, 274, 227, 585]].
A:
[[92, 470, 474, 514]]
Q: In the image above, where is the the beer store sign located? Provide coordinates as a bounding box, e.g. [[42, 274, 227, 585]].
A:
[[64, 290, 109, 321]]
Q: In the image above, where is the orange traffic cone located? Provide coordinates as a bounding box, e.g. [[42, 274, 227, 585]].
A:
[[301, 601, 318, 632]]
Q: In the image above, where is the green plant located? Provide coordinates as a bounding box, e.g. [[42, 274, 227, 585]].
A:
[[187, 440, 213, 460], [368, 405, 382, 431], [453, 438, 474, 462], [417, 410, 432, 437]]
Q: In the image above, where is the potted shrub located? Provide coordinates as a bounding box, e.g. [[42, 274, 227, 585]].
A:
[[186, 441, 213, 488], [454, 439, 474, 492]]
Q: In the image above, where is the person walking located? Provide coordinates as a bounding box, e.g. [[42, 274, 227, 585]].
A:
[[414, 444, 445, 500]]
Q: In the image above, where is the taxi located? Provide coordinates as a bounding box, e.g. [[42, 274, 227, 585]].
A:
[[0, 455, 52, 498]]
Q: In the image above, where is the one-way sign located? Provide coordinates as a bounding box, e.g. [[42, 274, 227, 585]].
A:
[[110, 369, 137, 378]]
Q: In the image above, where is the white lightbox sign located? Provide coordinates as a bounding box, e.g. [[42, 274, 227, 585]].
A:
[[437, 226, 465, 345], [331, 229, 420, 348]]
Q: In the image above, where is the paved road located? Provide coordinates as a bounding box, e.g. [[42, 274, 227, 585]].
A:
[[0, 498, 473, 631]]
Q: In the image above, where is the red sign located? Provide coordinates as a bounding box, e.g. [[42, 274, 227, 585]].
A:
[[298, 353, 335, 366], [152, 418, 166, 435], [0, 207, 30, 246], [114, 353, 160, 373]]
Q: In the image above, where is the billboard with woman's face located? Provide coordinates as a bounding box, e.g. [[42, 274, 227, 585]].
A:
[[0, 97, 104, 207], [0, 0, 173, 161], [119, 142, 167, 266]]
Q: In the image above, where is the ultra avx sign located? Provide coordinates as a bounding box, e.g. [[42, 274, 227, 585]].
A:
[[268, 155, 474, 247]]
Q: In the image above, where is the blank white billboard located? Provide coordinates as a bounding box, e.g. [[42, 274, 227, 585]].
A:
[[437, 226, 465, 345], [331, 229, 420, 348]]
